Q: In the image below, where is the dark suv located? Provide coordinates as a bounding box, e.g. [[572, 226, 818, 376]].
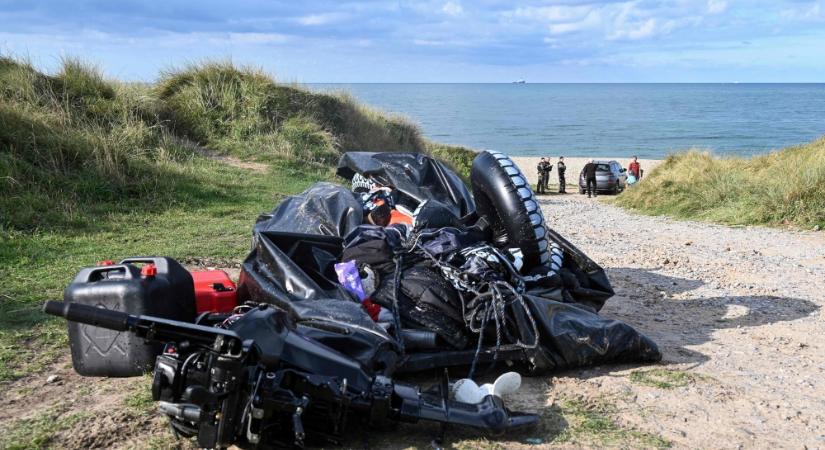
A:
[[578, 160, 627, 195]]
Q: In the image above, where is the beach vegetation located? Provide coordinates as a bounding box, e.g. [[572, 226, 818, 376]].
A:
[[616, 138, 825, 229], [0, 55, 473, 389]]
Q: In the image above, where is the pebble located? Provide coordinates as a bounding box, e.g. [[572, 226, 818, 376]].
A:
[[46, 374, 61, 384], [523, 190, 825, 448]]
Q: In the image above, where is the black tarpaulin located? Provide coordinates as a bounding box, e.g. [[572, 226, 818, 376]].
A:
[[254, 182, 364, 237], [337, 152, 475, 218], [237, 231, 398, 372], [547, 228, 615, 312], [520, 295, 661, 372], [237, 151, 660, 377]]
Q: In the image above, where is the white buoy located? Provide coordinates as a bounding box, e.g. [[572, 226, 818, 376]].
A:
[[451, 372, 522, 404]]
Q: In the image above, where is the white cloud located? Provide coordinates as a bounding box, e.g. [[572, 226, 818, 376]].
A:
[[228, 33, 289, 44], [506, 2, 709, 42], [507, 5, 593, 22], [442, 1, 463, 17], [607, 3, 702, 41], [546, 8, 603, 35], [296, 12, 348, 26], [780, 2, 824, 21], [609, 18, 658, 40], [414, 38, 445, 46], [708, 0, 728, 15]]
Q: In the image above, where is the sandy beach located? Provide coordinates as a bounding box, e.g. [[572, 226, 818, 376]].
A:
[[511, 156, 662, 192]]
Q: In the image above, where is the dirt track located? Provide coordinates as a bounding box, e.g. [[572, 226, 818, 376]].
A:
[[516, 191, 825, 448], [2, 187, 824, 449]]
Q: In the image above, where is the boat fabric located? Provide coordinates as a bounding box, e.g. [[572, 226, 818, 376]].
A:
[[237, 152, 660, 376]]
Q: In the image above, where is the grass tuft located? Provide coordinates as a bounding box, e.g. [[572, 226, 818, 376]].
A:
[[123, 375, 157, 415], [615, 139, 825, 229], [0, 405, 89, 449], [427, 141, 477, 181], [550, 397, 671, 448], [629, 368, 705, 389]]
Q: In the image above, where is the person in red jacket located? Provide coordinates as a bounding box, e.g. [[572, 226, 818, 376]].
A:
[[628, 156, 642, 180]]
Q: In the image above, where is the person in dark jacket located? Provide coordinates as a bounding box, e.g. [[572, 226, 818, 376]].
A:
[[536, 158, 551, 194], [557, 156, 566, 193], [583, 159, 598, 198], [542, 157, 552, 192]]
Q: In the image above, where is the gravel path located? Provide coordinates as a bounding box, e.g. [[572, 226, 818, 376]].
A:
[[521, 191, 825, 449]]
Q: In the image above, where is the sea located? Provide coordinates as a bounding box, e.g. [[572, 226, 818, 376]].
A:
[[309, 83, 825, 159]]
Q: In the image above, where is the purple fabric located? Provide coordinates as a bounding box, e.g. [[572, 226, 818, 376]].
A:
[[335, 260, 366, 301]]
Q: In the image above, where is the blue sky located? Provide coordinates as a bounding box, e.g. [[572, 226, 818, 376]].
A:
[[1, 0, 824, 82]]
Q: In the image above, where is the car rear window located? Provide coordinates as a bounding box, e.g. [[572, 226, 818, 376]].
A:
[[596, 164, 611, 172]]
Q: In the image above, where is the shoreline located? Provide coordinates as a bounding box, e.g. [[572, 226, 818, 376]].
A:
[[510, 156, 662, 187]]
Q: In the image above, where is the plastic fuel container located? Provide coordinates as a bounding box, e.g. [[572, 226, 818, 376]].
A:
[[63, 257, 196, 377], [190, 270, 238, 314]]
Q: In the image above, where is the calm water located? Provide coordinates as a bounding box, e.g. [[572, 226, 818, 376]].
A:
[[309, 83, 825, 159]]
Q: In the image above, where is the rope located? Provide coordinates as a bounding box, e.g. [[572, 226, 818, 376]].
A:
[[391, 254, 406, 355], [403, 232, 541, 375], [466, 300, 490, 379]]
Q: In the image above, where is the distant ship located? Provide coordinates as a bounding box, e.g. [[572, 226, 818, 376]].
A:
[[513, 79, 526, 84]]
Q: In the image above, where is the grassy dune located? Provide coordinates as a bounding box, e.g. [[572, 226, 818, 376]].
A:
[[155, 62, 426, 164], [0, 56, 474, 387], [0, 58, 473, 233], [616, 139, 825, 229]]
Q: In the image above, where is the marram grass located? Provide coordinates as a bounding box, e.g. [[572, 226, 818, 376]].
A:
[[616, 138, 825, 229], [0, 56, 475, 232]]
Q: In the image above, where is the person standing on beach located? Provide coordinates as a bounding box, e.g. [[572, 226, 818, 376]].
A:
[[536, 158, 550, 194], [557, 156, 566, 193], [628, 156, 642, 180], [542, 157, 552, 192], [583, 159, 597, 198]]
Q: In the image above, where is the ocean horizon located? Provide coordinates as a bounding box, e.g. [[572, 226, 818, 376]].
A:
[[309, 83, 825, 159]]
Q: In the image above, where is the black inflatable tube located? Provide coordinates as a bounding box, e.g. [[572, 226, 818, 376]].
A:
[[470, 151, 550, 270]]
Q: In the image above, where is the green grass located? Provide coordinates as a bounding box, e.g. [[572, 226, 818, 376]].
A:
[[427, 141, 477, 181], [449, 394, 670, 448], [123, 376, 157, 415], [615, 138, 825, 229], [155, 61, 424, 164], [0, 405, 90, 450], [0, 158, 329, 381], [549, 397, 671, 448], [0, 55, 475, 388], [629, 368, 706, 389]]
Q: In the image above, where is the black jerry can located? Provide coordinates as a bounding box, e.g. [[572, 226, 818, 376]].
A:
[[63, 257, 196, 377]]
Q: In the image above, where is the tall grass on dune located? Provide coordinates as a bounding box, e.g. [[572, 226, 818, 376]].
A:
[[0, 57, 191, 231], [615, 139, 825, 228], [1, 56, 474, 233], [427, 141, 477, 181], [155, 61, 425, 163]]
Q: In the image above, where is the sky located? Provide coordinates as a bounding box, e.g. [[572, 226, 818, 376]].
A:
[[1, 0, 824, 82]]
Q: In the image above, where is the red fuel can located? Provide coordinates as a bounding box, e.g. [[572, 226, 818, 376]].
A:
[[191, 270, 238, 314]]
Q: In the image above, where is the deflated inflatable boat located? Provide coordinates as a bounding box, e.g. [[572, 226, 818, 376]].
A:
[[243, 150, 660, 376], [46, 150, 660, 449]]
